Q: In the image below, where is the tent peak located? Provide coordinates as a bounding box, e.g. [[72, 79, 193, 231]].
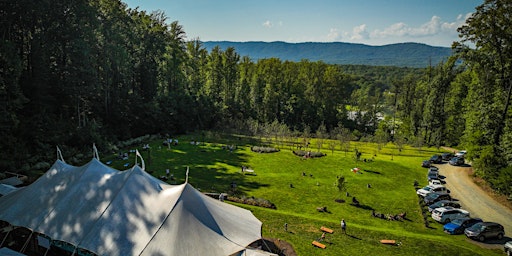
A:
[[56, 146, 66, 163], [93, 144, 100, 160]]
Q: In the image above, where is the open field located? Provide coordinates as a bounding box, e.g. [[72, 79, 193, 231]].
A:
[[105, 134, 505, 256]]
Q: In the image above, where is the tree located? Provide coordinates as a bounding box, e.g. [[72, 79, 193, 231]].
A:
[[455, 0, 512, 146], [316, 122, 327, 152], [336, 176, 347, 193]]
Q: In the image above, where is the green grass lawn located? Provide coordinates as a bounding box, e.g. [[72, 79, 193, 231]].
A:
[[105, 134, 503, 256]]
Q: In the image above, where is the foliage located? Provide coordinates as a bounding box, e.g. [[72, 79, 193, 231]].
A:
[[292, 150, 325, 158], [202, 41, 452, 68], [226, 196, 277, 209], [336, 176, 347, 192], [1, 1, 511, 196], [251, 146, 279, 153]]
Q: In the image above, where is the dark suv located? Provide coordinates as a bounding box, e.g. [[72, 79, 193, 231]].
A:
[[424, 192, 451, 205], [464, 222, 505, 242], [449, 157, 464, 166], [429, 154, 443, 164], [441, 152, 453, 161]]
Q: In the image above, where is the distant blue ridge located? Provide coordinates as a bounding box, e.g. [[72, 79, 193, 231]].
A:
[[202, 41, 452, 68]]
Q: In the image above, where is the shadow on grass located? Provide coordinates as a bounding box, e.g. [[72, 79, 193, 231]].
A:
[[362, 169, 381, 174], [346, 234, 362, 240], [350, 203, 374, 211]]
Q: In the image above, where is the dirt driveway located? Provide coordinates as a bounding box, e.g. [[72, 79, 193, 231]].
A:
[[436, 162, 512, 247]]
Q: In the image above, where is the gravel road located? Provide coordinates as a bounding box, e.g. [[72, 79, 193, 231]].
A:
[[436, 162, 512, 247]]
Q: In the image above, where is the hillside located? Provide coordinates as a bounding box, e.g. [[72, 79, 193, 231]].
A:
[[202, 41, 453, 68]]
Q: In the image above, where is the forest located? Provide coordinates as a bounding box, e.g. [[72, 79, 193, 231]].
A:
[[0, 0, 510, 196]]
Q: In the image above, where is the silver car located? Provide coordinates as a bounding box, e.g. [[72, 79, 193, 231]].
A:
[[504, 241, 512, 256]]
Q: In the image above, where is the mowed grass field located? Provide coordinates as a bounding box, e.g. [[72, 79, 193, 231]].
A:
[[106, 134, 503, 256]]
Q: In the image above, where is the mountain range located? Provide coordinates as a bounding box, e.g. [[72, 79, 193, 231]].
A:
[[202, 41, 453, 68]]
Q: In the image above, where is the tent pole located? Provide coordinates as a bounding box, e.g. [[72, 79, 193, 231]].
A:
[[43, 245, 50, 256], [261, 238, 273, 254], [0, 225, 13, 247], [19, 230, 34, 254], [71, 246, 77, 256]]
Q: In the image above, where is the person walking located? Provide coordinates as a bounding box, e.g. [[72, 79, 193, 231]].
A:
[[341, 219, 346, 234]]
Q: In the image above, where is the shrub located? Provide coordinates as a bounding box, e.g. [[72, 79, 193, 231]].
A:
[[251, 146, 279, 153], [226, 195, 277, 209], [292, 150, 325, 158]]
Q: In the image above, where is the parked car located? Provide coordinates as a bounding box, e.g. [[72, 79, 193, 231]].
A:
[[449, 157, 464, 166], [432, 207, 470, 224], [443, 217, 482, 235], [442, 152, 454, 161], [428, 200, 461, 213], [429, 154, 443, 164], [417, 185, 449, 197], [429, 179, 443, 186], [455, 150, 467, 158], [427, 169, 440, 181], [424, 192, 451, 205], [429, 166, 439, 171], [465, 222, 505, 242], [422, 160, 431, 168], [505, 241, 512, 256]]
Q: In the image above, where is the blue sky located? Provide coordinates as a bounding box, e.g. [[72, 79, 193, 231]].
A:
[[123, 0, 483, 47]]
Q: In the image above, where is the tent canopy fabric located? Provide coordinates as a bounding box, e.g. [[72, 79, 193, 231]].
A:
[[0, 184, 19, 197], [0, 158, 263, 256]]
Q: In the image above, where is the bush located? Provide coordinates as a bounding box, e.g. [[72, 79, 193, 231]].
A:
[[226, 195, 277, 209], [251, 146, 279, 153], [292, 150, 325, 158]]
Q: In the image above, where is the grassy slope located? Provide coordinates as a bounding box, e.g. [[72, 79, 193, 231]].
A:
[[106, 136, 502, 256]]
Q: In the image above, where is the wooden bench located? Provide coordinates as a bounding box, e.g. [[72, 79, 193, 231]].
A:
[[380, 239, 396, 245], [312, 241, 326, 249], [320, 226, 334, 234]]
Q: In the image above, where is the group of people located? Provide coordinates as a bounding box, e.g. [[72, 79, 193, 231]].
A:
[[163, 138, 178, 146], [371, 210, 407, 221]]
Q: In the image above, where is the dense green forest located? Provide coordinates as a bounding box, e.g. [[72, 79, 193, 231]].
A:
[[0, 0, 510, 196]]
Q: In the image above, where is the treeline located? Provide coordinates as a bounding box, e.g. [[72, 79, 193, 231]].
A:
[[0, 0, 510, 196], [0, 0, 418, 167]]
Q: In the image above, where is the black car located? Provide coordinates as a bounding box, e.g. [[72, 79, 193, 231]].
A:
[[449, 157, 464, 166], [428, 200, 461, 212], [424, 192, 451, 205], [429, 154, 443, 164], [422, 160, 431, 168], [429, 166, 439, 172], [465, 222, 505, 242], [441, 152, 454, 161]]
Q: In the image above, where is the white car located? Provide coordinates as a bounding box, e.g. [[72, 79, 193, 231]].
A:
[[416, 185, 449, 197], [432, 207, 470, 224], [455, 150, 467, 158], [429, 179, 443, 186]]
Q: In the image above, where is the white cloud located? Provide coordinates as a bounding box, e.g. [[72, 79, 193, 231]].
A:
[[369, 14, 471, 41], [371, 22, 408, 38], [328, 13, 474, 46], [350, 24, 370, 40], [327, 28, 341, 41], [262, 20, 273, 28]]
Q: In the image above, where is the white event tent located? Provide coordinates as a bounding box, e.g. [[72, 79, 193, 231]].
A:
[[0, 149, 267, 256]]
